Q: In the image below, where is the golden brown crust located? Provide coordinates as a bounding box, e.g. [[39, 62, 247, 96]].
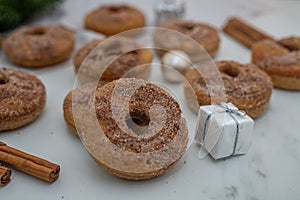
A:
[[73, 37, 153, 83], [269, 74, 300, 90], [184, 61, 273, 118], [91, 154, 178, 180], [0, 68, 46, 131], [2, 25, 75, 68], [85, 5, 145, 36], [153, 19, 220, 62], [252, 38, 300, 90], [63, 81, 108, 135]]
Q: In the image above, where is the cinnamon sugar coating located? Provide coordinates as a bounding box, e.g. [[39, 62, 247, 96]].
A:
[[252, 38, 300, 90], [0, 68, 46, 131], [184, 61, 273, 118], [2, 25, 74, 68], [153, 19, 220, 62], [74, 37, 153, 83], [95, 79, 185, 153], [85, 4, 145, 36], [252, 39, 300, 77]]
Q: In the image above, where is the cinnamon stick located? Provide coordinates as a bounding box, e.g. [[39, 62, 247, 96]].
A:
[[0, 165, 11, 186], [223, 25, 255, 48], [0, 142, 60, 183], [223, 17, 273, 48]]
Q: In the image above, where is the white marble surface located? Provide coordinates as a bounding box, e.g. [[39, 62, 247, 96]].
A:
[[1, 0, 300, 199]]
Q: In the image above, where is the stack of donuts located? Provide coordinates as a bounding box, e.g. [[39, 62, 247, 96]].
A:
[[0, 3, 299, 181]]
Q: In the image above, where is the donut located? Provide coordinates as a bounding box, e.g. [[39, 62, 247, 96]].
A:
[[0, 68, 46, 131], [84, 4, 145, 36], [74, 37, 153, 84], [183, 61, 273, 118], [252, 37, 300, 90], [153, 19, 220, 62], [71, 78, 188, 180], [2, 25, 75, 68], [278, 36, 300, 51], [63, 81, 107, 135]]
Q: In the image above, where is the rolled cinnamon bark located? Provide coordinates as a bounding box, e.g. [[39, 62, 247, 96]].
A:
[[0, 142, 60, 183], [223, 17, 273, 48], [0, 165, 11, 186], [223, 25, 255, 48]]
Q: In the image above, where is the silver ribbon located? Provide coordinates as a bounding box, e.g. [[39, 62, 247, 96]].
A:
[[202, 102, 246, 156]]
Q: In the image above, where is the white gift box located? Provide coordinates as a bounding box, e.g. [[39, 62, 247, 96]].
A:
[[195, 103, 254, 159]]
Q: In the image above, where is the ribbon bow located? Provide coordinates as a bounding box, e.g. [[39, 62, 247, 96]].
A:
[[215, 102, 246, 117]]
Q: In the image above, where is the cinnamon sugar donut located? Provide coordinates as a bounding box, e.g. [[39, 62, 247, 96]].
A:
[[2, 25, 75, 68], [72, 78, 188, 180], [0, 68, 46, 131], [85, 4, 145, 36], [63, 81, 107, 135], [183, 61, 273, 118], [153, 19, 220, 62], [252, 37, 300, 90], [278, 36, 300, 51], [74, 37, 153, 84]]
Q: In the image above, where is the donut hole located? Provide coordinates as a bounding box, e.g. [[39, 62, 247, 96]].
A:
[[129, 50, 138, 55], [181, 23, 195, 30], [126, 110, 150, 135], [220, 64, 240, 78], [25, 27, 47, 36], [128, 110, 150, 127], [108, 6, 122, 12]]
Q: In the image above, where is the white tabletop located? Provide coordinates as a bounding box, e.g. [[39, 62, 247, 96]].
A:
[[1, 0, 300, 199]]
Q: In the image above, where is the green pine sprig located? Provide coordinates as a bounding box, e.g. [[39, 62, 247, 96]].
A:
[[0, 0, 63, 32]]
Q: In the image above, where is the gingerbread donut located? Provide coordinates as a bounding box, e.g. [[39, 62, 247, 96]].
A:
[[63, 81, 107, 135], [183, 61, 273, 118], [0, 68, 46, 131], [153, 19, 220, 62], [71, 78, 188, 180], [85, 4, 145, 36], [252, 37, 300, 90], [2, 25, 75, 68], [74, 37, 153, 84]]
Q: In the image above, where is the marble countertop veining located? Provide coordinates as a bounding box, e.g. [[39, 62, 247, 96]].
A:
[[1, 0, 300, 200]]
